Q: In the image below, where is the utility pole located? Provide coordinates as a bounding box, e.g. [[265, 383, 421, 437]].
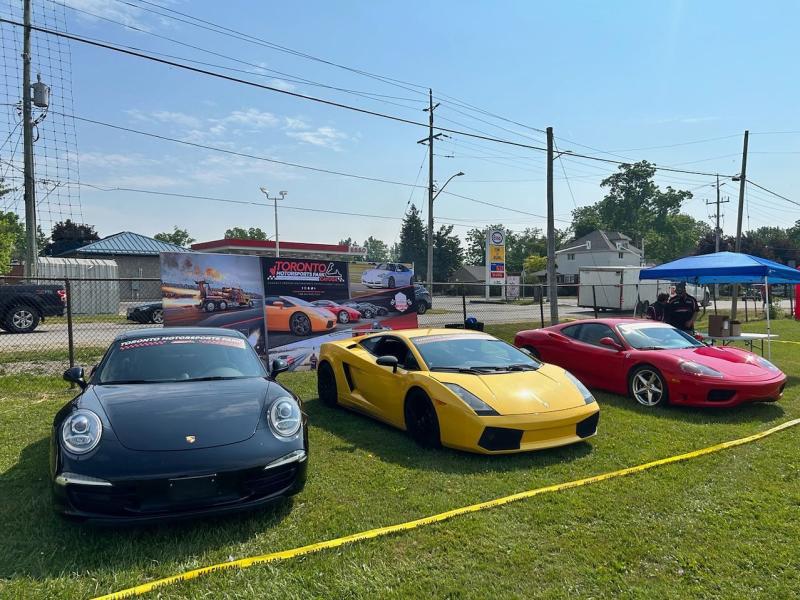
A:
[[419, 89, 440, 291], [706, 175, 729, 300], [546, 127, 558, 325], [22, 0, 37, 278], [731, 130, 749, 320]]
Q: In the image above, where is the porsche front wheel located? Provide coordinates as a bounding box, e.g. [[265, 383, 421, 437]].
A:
[[317, 361, 338, 407], [629, 366, 669, 407], [404, 391, 441, 449]]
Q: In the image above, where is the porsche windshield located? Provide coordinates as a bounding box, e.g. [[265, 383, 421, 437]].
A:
[[617, 324, 704, 350], [96, 334, 266, 384], [412, 334, 540, 371]]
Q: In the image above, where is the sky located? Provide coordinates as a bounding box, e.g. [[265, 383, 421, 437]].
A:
[[5, 0, 800, 248]]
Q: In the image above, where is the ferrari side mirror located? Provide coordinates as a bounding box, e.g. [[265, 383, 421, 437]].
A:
[[376, 355, 399, 373], [63, 366, 87, 390], [599, 337, 623, 351]]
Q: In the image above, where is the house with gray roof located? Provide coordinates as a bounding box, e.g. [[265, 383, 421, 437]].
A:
[[62, 231, 188, 301], [558, 230, 643, 281]]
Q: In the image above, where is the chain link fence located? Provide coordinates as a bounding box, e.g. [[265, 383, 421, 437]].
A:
[[1, 277, 795, 389]]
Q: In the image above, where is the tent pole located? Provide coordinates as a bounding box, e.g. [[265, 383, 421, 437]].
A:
[[765, 275, 771, 360]]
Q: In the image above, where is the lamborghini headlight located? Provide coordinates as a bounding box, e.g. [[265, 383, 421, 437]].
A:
[[565, 371, 595, 404], [61, 409, 102, 454], [269, 397, 302, 438], [680, 360, 724, 379], [444, 383, 498, 416]]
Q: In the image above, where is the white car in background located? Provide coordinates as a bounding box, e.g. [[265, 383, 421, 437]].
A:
[[361, 263, 413, 289]]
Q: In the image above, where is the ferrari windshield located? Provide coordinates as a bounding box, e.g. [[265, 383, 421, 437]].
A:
[[412, 334, 540, 371], [96, 334, 266, 384], [617, 324, 704, 350]]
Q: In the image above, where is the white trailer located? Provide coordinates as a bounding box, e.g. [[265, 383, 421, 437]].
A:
[[578, 266, 709, 313]]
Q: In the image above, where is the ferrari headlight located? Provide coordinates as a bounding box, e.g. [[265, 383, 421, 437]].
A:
[[444, 383, 498, 415], [756, 357, 779, 372], [565, 371, 595, 404], [61, 409, 102, 454], [269, 397, 302, 438], [680, 360, 724, 378]]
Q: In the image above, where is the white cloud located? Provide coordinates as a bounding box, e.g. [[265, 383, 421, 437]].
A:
[[63, 0, 149, 29], [126, 109, 201, 129], [286, 126, 348, 151], [218, 109, 279, 128], [268, 78, 297, 92], [78, 152, 155, 168], [283, 116, 310, 130]]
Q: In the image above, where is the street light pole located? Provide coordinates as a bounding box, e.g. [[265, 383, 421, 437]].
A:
[[260, 188, 287, 258]]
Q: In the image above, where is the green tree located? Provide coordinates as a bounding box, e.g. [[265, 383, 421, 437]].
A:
[[0, 208, 46, 264], [398, 204, 427, 279], [644, 214, 710, 264], [224, 227, 268, 240], [44, 220, 100, 256], [464, 224, 505, 265], [506, 227, 548, 274], [432, 224, 463, 281], [363, 236, 388, 262], [338, 237, 353, 247], [523, 255, 547, 273], [154, 226, 195, 247]]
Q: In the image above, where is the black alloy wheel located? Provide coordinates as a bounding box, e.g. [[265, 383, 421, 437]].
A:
[[317, 361, 339, 407], [404, 392, 441, 449], [290, 312, 312, 336]]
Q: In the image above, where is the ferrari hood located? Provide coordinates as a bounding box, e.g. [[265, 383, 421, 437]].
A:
[[92, 378, 269, 451], [665, 346, 781, 380], [431, 363, 587, 415]]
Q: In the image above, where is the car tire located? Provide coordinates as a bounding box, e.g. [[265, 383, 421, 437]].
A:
[[628, 365, 669, 407], [219, 301, 228, 311], [317, 361, 339, 407], [362, 308, 375, 319], [416, 302, 428, 315], [151, 308, 164, 324], [337, 310, 350, 324], [249, 299, 255, 308], [290, 312, 312, 336], [4, 304, 41, 334], [388, 276, 395, 289], [404, 390, 441, 449], [205, 301, 216, 312]]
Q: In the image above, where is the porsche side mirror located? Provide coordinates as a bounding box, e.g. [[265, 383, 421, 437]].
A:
[[376, 355, 399, 373], [271, 358, 290, 377], [63, 366, 87, 389], [600, 337, 623, 351]]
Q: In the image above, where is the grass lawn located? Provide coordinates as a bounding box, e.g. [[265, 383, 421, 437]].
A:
[[0, 319, 798, 598]]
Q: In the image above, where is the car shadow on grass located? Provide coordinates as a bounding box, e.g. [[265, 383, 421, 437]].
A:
[[0, 436, 294, 580], [305, 397, 594, 474]]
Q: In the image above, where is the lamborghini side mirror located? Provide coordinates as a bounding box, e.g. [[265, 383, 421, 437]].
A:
[[376, 355, 399, 373]]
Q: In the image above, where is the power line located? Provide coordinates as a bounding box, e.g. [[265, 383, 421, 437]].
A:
[[745, 179, 800, 208]]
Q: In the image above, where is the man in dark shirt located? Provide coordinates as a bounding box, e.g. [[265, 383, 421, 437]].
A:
[[646, 293, 670, 322], [667, 282, 699, 331]]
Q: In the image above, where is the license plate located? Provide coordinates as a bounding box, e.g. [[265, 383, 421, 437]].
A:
[[167, 474, 218, 503]]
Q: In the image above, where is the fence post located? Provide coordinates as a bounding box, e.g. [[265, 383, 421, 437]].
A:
[[66, 277, 75, 371], [461, 285, 467, 323], [539, 285, 545, 328], [592, 285, 598, 319], [712, 286, 717, 315]]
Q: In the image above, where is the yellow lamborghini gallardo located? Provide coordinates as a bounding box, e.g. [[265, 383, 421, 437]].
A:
[[317, 328, 600, 454]]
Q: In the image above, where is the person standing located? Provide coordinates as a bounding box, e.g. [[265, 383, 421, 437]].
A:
[[646, 293, 670, 322], [667, 282, 699, 332]]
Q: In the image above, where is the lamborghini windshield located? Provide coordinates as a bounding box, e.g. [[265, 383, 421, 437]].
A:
[[617, 323, 704, 350], [412, 334, 540, 372]]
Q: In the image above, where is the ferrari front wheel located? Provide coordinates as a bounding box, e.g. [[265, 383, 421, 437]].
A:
[[404, 391, 441, 449], [317, 361, 338, 407], [629, 366, 669, 407]]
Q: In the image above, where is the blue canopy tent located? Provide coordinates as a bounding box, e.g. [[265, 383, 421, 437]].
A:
[[639, 252, 800, 358]]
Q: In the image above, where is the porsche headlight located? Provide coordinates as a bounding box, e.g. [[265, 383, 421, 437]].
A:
[[61, 409, 102, 454], [755, 357, 779, 372], [680, 360, 724, 378], [269, 397, 302, 438], [565, 371, 595, 404], [444, 383, 498, 415]]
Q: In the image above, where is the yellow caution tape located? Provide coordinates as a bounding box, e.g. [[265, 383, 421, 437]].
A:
[[94, 417, 800, 600]]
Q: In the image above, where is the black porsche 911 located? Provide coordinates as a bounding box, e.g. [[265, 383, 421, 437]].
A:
[[126, 302, 163, 324], [53, 327, 307, 524]]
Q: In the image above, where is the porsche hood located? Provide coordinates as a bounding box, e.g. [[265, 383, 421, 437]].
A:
[[431, 363, 589, 415], [92, 378, 270, 451]]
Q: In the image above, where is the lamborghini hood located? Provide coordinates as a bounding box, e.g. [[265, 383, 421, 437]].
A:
[[430, 363, 588, 415]]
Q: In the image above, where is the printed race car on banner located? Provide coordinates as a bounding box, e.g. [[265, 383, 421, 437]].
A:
[[264, 296, 337, 336], [514, 319, 786, 408], [317, 329, 599, 454], [360, 263, 414, 289], [53, 328, 307, 523]]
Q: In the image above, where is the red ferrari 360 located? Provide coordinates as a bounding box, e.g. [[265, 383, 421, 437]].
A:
[[514, 319, 786, 408]]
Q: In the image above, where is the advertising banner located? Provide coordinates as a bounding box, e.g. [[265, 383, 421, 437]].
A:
[[348, 261, 414, 297], [506, 275, 520, 300], [262, 258, 418, 371], [160, 252, 266, 354]]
